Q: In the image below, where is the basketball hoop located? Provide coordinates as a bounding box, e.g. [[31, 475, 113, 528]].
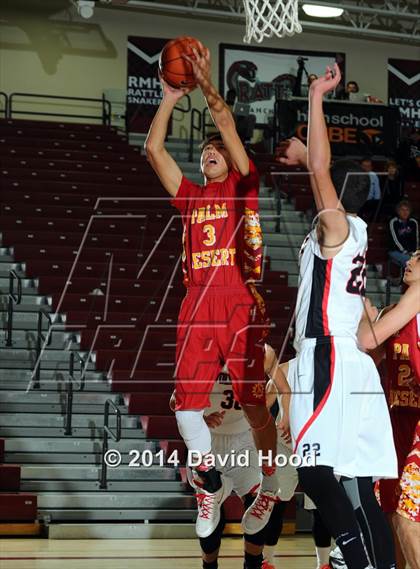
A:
[[243, 0, 302, 43]]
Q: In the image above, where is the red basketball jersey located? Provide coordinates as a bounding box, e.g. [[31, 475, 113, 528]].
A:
[[171, 159, 263, 288], [385, 313, 420, 414]]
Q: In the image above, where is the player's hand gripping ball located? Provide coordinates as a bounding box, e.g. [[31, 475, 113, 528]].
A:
[[159, 36, 203, 90]]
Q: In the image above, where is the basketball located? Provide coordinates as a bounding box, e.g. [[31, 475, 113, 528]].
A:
[[159, 36, 201, 89]]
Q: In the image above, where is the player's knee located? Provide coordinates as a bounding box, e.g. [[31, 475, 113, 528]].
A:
[[242, 404, 272, 430], [298, 465, 336, 502], [175, 409, 211, 454], [245, 528, 266, 546]]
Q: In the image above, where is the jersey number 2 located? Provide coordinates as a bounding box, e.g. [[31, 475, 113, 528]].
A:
[[346, 254, 366, 296]]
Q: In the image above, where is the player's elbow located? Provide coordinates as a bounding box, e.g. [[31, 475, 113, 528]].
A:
[[357, 330, 377, 352], [143, 139, 161, 162], [309, 160, 330, 179]]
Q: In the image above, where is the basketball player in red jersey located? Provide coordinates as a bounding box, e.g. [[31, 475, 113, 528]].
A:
[[144, 41, 278, 558], [358, 251, 420, 569]]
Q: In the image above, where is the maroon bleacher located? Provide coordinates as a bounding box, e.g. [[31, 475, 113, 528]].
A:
[[0, 438, 37, 523], [1, 117, 298, 488]]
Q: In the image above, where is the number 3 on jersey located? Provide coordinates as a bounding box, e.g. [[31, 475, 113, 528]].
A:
[[203, 224, 216, 246], [221, 389, 242, 410], [346, 254, 366, 296]]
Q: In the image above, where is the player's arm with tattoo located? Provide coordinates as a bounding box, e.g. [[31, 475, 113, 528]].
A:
[[184, 42, 249, 176]]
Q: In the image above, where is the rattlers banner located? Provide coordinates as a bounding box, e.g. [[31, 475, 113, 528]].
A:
[[388, 58, 420, 128], [219, 43, 345, 127], [127, 36, 169, 133]]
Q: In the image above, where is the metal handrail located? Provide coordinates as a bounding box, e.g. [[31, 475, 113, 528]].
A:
[[201, 107, 214, 139], [9, 92, 112, 126], [64, 352, 86, 436], [99, 399, 122, 489], [189, 107, 202, 162], [6, 270, 22, 347], [32, 308, 52, 389], [0, 92, 8, 118], [175, 94, 192, 115]]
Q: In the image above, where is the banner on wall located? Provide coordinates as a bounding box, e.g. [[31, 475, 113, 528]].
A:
[[287, 99, 400, 156], [388, 58, 420, 129], [126, 36, 168, 133], [219, 43, 345, 127]]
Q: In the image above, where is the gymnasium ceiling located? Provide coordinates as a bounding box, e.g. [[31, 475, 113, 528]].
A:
[[3, 0, 420, 44], [104, 0, 420, 44]]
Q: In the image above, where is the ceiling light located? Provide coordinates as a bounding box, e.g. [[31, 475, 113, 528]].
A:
[[302, 4, 344, 17], [74, 0, 95, 19]]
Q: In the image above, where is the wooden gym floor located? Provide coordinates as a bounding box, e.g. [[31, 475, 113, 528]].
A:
[[0, 536, 316, 569]]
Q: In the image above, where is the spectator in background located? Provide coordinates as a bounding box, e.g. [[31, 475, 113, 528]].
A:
[[405, 152, 420, 182], [382, 160, 404, 218], [359, 157, 381, 222], [389, 200, 419, 268], [396, 127, 420, 179], [336, 80, 360, 101]]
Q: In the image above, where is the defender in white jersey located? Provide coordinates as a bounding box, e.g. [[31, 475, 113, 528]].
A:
[[276, 64, 396, 569], [292, 213, 396, 478]]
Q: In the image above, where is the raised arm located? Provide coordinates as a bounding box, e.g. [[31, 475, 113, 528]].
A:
[[185, 42, 249, 176], [358, 288, 420, 351], [307, 64, 349, 250], [144, 79, 189, 197]]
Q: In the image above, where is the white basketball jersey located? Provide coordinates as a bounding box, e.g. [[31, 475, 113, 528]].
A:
[[294, 216, 367, 350], [206, 366, 250, 435]]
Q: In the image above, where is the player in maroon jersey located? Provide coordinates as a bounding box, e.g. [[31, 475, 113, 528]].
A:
[[145, 42, 278, 562], [358, 250, 420, 569]]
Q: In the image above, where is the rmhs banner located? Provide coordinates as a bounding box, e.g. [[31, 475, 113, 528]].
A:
[[388, 58, 420, 129], [280, 100, 400, 156], [127, 36, 169, 133]]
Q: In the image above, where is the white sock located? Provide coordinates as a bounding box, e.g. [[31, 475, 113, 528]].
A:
[[264, 544, 276, 564], [175, 409, 211, 456], [316, 546, 331, 568]]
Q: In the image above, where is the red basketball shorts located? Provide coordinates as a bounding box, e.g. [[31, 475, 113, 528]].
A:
[[377, 411, 419, 513], [174, 286, 268, 410]]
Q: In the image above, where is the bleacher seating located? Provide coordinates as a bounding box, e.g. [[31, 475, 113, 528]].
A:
[[0, 117, 402, 536]]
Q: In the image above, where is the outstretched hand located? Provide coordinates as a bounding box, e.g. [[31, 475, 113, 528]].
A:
[[275, 137, 307, 167], [183, 41, 211, 88], [309, 63, 342, 96]]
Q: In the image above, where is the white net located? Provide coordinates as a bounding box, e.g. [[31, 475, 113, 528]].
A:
[[243, 0, 302, 43]]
